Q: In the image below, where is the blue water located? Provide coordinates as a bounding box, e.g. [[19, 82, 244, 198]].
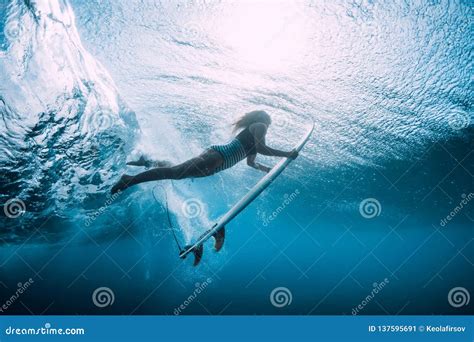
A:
[[0, 0, 472, 315]]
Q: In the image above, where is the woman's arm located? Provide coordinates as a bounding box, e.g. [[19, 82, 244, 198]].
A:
[[250, 123, 298, 158]]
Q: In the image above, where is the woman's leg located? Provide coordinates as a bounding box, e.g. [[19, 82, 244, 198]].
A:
[[111, 149, 223, 193]]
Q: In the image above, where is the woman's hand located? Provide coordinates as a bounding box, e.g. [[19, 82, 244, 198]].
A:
[[258, 164, 272, 173]]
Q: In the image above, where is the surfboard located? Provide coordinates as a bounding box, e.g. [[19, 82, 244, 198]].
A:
[[179, 122, 315, 266]]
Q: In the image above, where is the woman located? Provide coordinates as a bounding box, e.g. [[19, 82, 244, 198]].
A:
[[111, 110, 298, 194]]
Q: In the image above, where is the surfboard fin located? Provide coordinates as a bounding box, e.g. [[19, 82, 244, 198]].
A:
[[179, 244, 204, 266], [191, 244, 203, 266], [212, 227, 225, 252]]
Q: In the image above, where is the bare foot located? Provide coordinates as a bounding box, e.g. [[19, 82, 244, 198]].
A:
[[111, 174, 133, 194], [126, 156, 172, 168], [126, 156, 149, 167]]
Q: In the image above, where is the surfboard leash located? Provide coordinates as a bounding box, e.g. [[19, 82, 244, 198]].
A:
[[152, 184, 184, 253]]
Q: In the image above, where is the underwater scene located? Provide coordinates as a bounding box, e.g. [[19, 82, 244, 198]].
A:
[[0, 0, 473, 315]]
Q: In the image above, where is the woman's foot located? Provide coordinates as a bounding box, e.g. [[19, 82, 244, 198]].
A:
[[111, 174, 133, 194], [126, 156, 149, 167], [126, 156, 172, 168]]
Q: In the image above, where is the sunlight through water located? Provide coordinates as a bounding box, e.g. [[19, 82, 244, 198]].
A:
[[216, 1, 310, 71]]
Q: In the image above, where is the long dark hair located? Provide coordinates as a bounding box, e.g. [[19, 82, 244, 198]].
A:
[[232, 110, 271, 133]]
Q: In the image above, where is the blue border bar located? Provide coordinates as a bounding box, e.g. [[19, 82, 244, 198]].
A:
[[0, 316, 472, 341]]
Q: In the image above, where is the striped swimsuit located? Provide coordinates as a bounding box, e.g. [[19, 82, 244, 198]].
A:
[[210, 127, 256, 172]]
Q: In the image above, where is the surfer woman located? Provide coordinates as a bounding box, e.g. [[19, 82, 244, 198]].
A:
[[111, 110, 298, 194]]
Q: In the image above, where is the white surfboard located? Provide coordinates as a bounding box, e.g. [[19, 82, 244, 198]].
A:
[[179, 122, 315, 265]]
